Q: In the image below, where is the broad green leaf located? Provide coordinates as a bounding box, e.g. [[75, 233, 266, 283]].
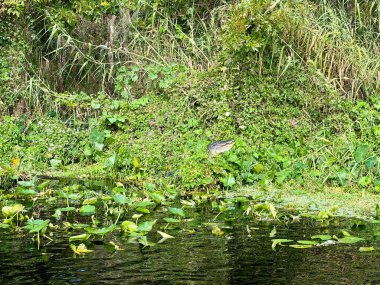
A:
[[79, 205, 96, 216], [113, 194, 129, 205], [150, 192, 166, 204], [2, 204, 23, 216], [121, 221, 138, 232], [355, 145, 369, 163], [221, 174, 236, 188], [85, 224, 116, 235], [24, 219, 50, 233], [17, 189, 37, 195], [104, 153, 116, 168], [0, 223, 10, 229], [365, 156, 378, 170], [137, 220, 157, 232], [168, 207, 185, 217]]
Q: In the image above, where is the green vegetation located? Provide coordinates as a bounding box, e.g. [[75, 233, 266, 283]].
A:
[[1, 1, 379, 199]]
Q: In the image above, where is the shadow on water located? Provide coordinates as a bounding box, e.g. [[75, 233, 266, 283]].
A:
[[1, 179, 380, 285]]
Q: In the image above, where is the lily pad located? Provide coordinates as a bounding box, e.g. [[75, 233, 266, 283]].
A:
[[289, 244, 313, 249], [271, 239, 293, 250], [311, 235, 332, 241], [359, 246, 376, 252], [297, 240, 318, 245], [338, 236, 365, 244]]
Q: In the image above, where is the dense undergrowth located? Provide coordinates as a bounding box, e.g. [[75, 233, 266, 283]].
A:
[[0, 0, 379, 193]]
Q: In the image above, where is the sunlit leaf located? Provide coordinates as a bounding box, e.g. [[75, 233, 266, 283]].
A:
[[79, 205, 96, 216], [69, 234, 91, 242], [338, 236, 365, 244], [24, 219, 50, 233], [271, 239, 293, 250], [85, 224, 116, 235], [297, 240, 318, 245], [359, 246, 376, 252], [136, 207, 150, 214], [137, 220, 157, 232], [221, 173, 236, 188], [121, 221, 138, 232], [311, 235, 332, 241], [163, 218, 180, 223], [157, 230, 174, 239], [289, 244, 313, 249], [70, 243, 93, 254]]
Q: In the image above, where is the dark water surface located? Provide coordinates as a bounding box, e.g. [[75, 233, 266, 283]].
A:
[[2, 219, 380, 285], [1, 180, 380, 284]]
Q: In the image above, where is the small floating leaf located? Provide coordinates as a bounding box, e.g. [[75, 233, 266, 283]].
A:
[[132, 214, 143, 220], [59, 207, 76, 212], [70, 243, 93, 254], [311, 235, 332, 241], [338, 236, 365, 244], [289, 244, 313, 249], [212, 226, 224, 236], [297, 240, 318, 245], [341, 230, 351, 237], [85, 224, 116, 235], [136, 207, 150, 214], [271, 239, 293, 250], [359, 246, 376, 252], [69, 234, 91, 242], [109, 241, 124, 251], [157, 231, 174, 239]]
